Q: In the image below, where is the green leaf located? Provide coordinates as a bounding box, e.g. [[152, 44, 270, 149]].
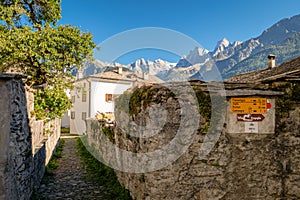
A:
[[0, 0, 96, 119]]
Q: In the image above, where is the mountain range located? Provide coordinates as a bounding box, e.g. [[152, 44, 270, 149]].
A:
[[83, 14, 300, 81]]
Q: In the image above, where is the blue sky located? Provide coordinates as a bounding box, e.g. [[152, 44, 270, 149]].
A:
[[59, 0, 300, 64]]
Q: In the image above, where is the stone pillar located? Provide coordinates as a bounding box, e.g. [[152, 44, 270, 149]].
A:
[[0, 74, 33, 200]]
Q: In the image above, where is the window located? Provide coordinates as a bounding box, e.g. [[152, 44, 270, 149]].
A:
[[82, 112, 87, 120], [82, 92, 87, 102], [71, 111, 75, 119], [105, 94, 113, 102]]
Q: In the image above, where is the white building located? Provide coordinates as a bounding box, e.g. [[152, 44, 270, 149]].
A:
[[70, 67, 162, 135], [61, 89, 71, 128]]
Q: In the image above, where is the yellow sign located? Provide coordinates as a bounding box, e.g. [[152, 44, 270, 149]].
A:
[[231, 98, 267, 114]]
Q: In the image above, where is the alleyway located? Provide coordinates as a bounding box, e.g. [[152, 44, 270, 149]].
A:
[[32, 135, 131, 200]]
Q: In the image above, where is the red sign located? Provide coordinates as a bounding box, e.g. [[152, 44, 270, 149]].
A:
[[267, 100, 272, 109], [237, 114, 265, 122]]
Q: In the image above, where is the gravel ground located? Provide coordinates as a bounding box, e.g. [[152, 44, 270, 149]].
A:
[[32, 137, 111, 200]]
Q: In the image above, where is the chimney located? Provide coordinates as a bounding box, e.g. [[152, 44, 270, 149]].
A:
[[117, 66, 123, 74], [268, 54, 276, 69], [76, 68, 83, 80]]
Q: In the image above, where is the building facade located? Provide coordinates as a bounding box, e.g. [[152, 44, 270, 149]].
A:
[[70, 68, 162, 134]]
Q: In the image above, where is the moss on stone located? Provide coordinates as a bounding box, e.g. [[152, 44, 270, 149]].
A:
[[275, 83, 300, 132]]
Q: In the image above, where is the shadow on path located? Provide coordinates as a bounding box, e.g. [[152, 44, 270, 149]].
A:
[[32, 136, 131, 200]]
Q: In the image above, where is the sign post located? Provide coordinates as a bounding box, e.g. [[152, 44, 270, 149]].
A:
[[225, 90, 282, 135], [245, 122, 259, 133], [231, 98, 267, 114], [237, 114, 265, 122]]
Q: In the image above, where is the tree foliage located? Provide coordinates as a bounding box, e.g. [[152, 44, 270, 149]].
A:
[[34, 85, 71, 120], [0, 0, 96, 119]]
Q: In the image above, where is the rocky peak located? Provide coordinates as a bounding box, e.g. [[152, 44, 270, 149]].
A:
[[128, 58, 174, 75], [213, 38, 231, 57], [232, 41, 242, 48], [216, 38, 230, 49], [184, 47, 210, 65], [154, 58, 168, 64], [134, 58, 148, 66]]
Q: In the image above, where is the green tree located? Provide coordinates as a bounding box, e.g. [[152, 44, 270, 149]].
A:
[[0, 0, 96, 119]]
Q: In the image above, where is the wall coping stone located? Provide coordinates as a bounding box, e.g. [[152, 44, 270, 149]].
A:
[[0, 73, 27, 79], [226, 89, 284, 97]]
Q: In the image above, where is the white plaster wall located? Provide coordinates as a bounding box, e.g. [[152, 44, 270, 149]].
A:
[[70, 79, 132, 135], [61, 89, 71, 128], [70, 80, 90, 135], [61, 111, 70, 128], [90, 81, 132, 117]]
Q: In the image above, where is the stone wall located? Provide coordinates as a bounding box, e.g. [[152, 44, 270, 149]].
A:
[[277, 107, 300, 199], [30, 118, 61, 193], [44, 118, 61, 165], [32, 145, 46, 193], [27, 84, 61, 186], [0, 74, 61, 200], [85, 83, 300, 200], [0, 74, 34, 200]]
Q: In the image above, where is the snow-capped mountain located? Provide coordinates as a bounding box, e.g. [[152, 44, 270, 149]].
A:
[[212, 38, 231, 57], [82, 58, 176, 78], [128, 58, 176, 75], [174, 14, 300, 80], [83, 14, 300, 81]]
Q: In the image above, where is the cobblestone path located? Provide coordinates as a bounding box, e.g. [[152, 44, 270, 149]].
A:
[[33, 136, 109, 200]]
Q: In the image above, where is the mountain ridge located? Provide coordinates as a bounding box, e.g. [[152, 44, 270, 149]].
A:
[[83, 14, 300, 81], [175, 14, 300, 80]]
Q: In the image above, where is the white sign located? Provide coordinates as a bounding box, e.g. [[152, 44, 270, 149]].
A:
[[245, 122, 258, 133]]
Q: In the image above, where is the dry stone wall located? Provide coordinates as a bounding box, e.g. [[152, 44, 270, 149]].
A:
[[0, 75, 34, 200], [85, 83, 300, 200], [0, 74, 61, 200], [277, 107, 300, 199]]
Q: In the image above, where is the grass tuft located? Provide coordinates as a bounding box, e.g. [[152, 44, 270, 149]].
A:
[[76, 138, 132, 200]]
